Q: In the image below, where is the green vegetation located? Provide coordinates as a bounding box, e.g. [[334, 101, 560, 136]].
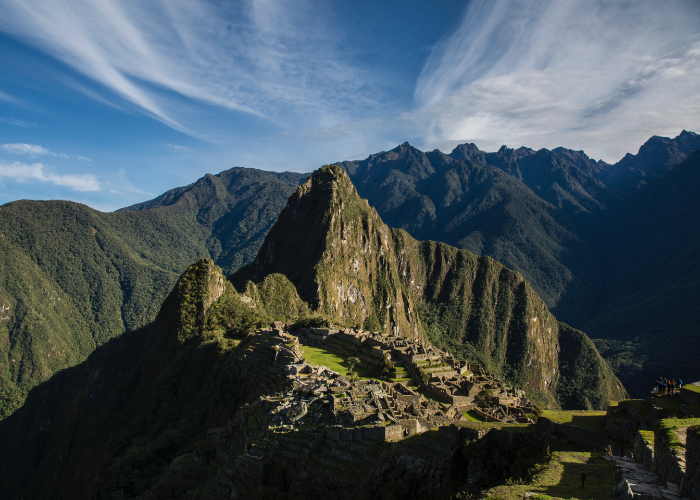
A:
[[0, 257, 277, 498], [299, 345, 370, 379], [555, 323, 625, 410], [0, 168, 303, 416], [657, 418, 700, 448], [376, 355, 393, 379], [479, 447, 618, 500], [414, 363, 430, 385], [347, 356, 360, 373], [638, 430, 654, 446], [539, 410, 607, 432]]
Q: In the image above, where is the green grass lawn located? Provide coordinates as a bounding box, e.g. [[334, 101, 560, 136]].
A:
[[638, 429, 654, 446], [684, 384, 700, 393], [539, 410, 607, 432], [479, 444, 619, 500], [461, 411, 482, 422], [299, 345, 372, 379]]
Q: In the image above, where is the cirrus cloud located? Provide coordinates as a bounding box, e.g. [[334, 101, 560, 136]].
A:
[[0, 0, 381, 139], [0, 143, 91, 161], [0, 143, 49, 155], [0, 160, 101, 191], [413, 0, 700, 162]]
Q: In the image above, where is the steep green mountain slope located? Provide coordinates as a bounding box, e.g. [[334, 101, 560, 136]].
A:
[[336, 143, 603, 327], [585, 150, 700, 396], [0, 168, 303, 417], [118, 167, 309, 274], [234, 165, 626, 409]]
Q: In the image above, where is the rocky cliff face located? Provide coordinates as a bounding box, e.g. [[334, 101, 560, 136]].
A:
[[234, 165, 626, 408]]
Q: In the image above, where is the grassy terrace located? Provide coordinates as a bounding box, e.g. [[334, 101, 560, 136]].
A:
[[480, 444, 619, 500], [657, 418, 700, 449], [685, 384, 700, 393], [539, 410, 607, 432], [638, 429, 654, 446], [299, 345, 372, 379]]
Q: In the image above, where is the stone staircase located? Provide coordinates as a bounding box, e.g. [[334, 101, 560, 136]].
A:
[[609, 456, 688, 500]]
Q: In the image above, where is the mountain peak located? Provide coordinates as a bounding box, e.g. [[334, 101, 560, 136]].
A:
[[232, 164, 421, 336]]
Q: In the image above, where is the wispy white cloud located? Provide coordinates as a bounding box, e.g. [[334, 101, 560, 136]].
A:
[[414, 0, 700, 162], [164, 143, 192, 152], [0, 90, 22, 105], [0, 143, 89, 161], [0, 0, 380, 139], [0, 160, 101, 191], [0, 117, 37, 127], [106, 168, 153, 196], [0, 143, 49, 155]]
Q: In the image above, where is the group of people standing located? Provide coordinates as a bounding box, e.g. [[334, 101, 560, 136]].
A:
[[656, 377, 682, 395]]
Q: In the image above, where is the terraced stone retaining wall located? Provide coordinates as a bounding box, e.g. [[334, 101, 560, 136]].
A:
[[681, 387, 700, 406], [684, 425, 700, 499], [536, 417, 610, 451], [654, 424, 686, 488], [634, 431, 654, 471]]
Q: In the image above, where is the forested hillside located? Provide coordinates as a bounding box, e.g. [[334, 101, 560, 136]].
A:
[[0, 168, 304, 417]]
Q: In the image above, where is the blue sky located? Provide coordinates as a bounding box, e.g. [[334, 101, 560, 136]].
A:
[[0, 0, 699, 211]]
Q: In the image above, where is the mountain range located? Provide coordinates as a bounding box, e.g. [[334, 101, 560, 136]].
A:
[[0, 130, 697, 420], [0, 165, 624, 499]]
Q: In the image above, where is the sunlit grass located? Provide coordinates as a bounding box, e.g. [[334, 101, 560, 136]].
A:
[[299, 345, 371, 379], [480, 444, 618, 500], [540, 410, 607, 432]]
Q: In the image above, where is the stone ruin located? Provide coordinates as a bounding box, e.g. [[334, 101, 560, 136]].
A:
[[142, 324, 542, 499], [294, 326, 534, 424]]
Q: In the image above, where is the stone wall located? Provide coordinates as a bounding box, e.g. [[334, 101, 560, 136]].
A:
[[420, 431, 455, 455], [683, 425, 700, 499], [654, 425, 685, 488], [634, 431, 654, 471], [681, 387, 700, 406], [334, 423, 403, 442], [536, 417, 610, 451]]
